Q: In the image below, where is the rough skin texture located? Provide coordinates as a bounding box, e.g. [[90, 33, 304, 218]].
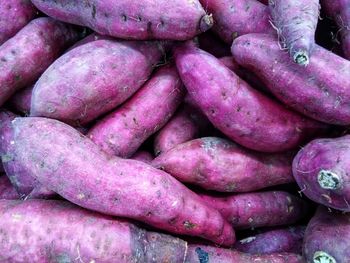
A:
[[10, 117, 235, 246], [0, 175, 19, 199], [131, 151, 153, 164], [231, 33, 350, 125], [152, 137, 295, 192], [175, 43, 326, 153], [7, 85, 33, 115], [321, 0, 350, 60], [184, 245, 304, 263], [0, 17, 80, 107], [293, 135, 350, 211], [0, 109, 55, 199], [234, 226, 305, 254], [30, 0, 212, 40], [303, 206, 350, 263], [153, 104, 210, 156], [199, 0, 275, 43], [88, 65, 185, 158], [201, 191, 308, 229], [31, 39, 165, 126], [269, 0, 320, 65], [0, 199, 188, 262], [0, 0, 37, 45]]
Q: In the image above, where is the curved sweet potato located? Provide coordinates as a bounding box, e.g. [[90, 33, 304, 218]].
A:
[[10, 117, 235, 245]]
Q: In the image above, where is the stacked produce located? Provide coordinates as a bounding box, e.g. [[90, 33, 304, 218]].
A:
[[0, 0, 349, 262]]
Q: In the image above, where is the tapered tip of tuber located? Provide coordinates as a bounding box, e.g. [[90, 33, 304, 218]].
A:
[[200, 14, 214, 33], [293, 51, 309, 66], [318, 170, 340, 190], [313, 251, 337, 263]]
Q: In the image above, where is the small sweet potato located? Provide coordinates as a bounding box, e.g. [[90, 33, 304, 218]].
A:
[[0, 109, 55, 199], [185, 244, 304, 263], [0, 175, 19, 199], [303, 206, 350, 263], [234, 226, 305, 254], [7, 84, 33, 115], [231, 33, 350, 125], [0, 199, 188, 262], [153, 104, 211, 156], [0, 17, 80, 107], [131, 151, 153, 164], [269, 0, 320, 65], [31, 0, 213, 40], [199, 0, 275, 43], [31, 39, 166, 125], [201, 191, 308, 229], [293, 134, 350, 211], [174, 42, 327, 152], [11, 117, 235, 245], [88, 64, 185, 158], [0, 0, 37, 45], [152, 137, 295, 192]]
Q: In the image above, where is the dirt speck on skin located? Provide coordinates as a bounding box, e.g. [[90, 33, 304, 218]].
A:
[[183, 220, 196, 229]]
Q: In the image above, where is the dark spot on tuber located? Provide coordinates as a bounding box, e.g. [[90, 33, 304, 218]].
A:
[[91, 4, 96, 19], [195, 247, 209, 263], [183, 220, 196, 229]]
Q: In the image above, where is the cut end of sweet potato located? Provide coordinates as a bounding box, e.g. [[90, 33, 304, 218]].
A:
[[317, 170, 341, 190], [313, 251, 337, 263], [293, 50, 309, 66]]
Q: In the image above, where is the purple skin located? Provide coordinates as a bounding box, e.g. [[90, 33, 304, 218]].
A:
[[293, 135, 350, 212], [30, 0, 213, 40], [88, 65, 185, 158], [31, 39, 165, 126], [234, 226, 305, 254], [199, 0, 275, 43], [0, 0, 37, 45], [303, 206, 350, 263], [0, 109, 56, 199], [0, 17, 80, 107], [321, 0, 350, 60], [231, 33, 350, 125], [131, 151, 153, 164], [152, 137, 295, 192], [11, 117, 236, 246], [0, 175, 19, 199], [185, 244, 304, 263], [153, 104, 211, 156], [201, 191, 308, 229], [174, 43, 327, 153], [197, 31, 231, 58], [269, 0, 320, 66], [0, 199, 188, 262], [7, 84, 33, 115]]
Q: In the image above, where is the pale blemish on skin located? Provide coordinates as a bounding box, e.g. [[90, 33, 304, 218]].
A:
[[239, 236, 256, 244], [77, 193, 85, 199], [12, 213, 22, 222]]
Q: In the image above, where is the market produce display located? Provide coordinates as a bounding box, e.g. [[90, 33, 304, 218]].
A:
[[0, 0, 349, 262]]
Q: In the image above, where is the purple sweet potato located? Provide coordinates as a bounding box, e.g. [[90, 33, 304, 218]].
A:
[[131, 150, 153, 164], [201, 191, 308, 229], [303, 206, 350, 263], [0, 199, 188, 262], [65, 32, 113, 53], [0, 0, 37, 45], [231, 33, 350, 125], [88, 65, 185, 158], [10, 117, 235, 245], [7, 84, 33, 115], [31, 39, 166, 125], [234, 226, 305, 254], [31, 0, 213, 40], [153, 104, 211, 156], [321, 0, 350, 60], [293, 135, 350, 211], [185, 244, 304, 263], [269, 0, 320, 65], [174, 43, 327, 153], [0, 175, 19, 199], [0, 109, 56, 199], [0, 17, 80, 107], [153, 137, 295, 192], [197, 31, 231, 57], [199, 0, 275, 43]]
